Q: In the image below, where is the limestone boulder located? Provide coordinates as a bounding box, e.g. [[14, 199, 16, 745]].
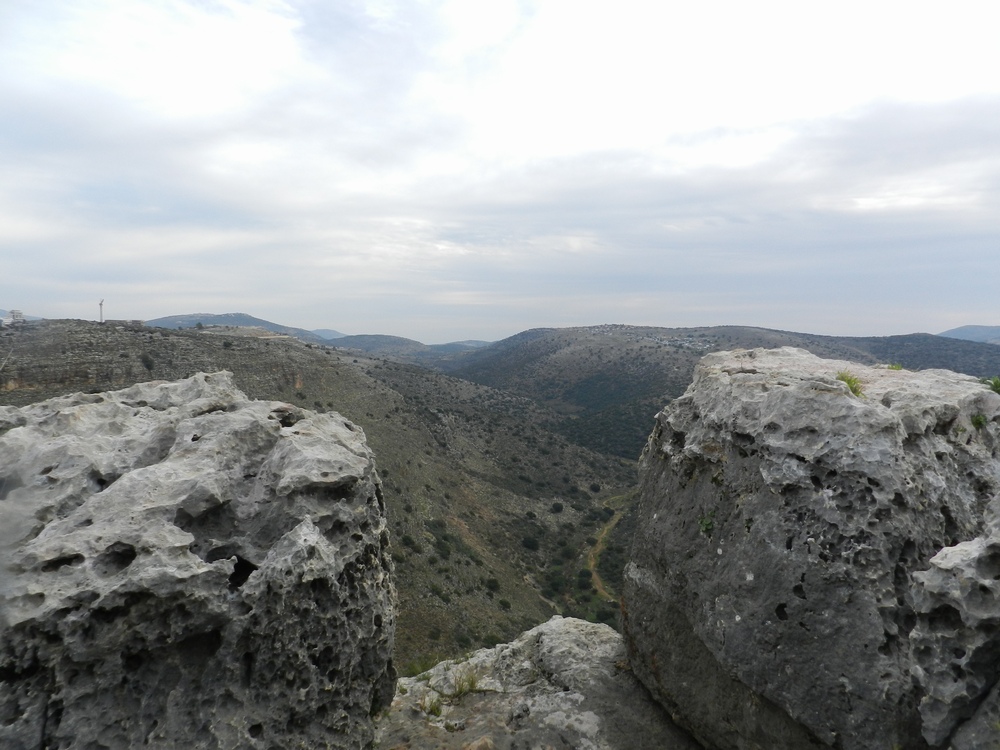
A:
[[623, 347, 1000, 750], [0, 372, 395, 749], [375, 616, 699, 750]]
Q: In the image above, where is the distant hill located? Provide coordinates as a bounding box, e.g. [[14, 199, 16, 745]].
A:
[[311, 328, 347, 339], [333, 334, 492, 362], [145, 312, 329, 344], [434, 324, 1000, 459], [8, 317, 1000, 667], [939, 325, 1000, 345]]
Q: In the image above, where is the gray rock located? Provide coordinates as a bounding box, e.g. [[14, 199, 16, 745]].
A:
[[375, 616, 699, 750], [622, 347, 1000, 750], [0, 372, 395, 749]]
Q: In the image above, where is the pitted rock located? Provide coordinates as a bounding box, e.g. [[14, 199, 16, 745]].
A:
[[0, 372, 395, 750], [622, 347, 1000, 750]]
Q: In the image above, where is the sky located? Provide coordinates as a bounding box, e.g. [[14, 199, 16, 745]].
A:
[[2, 0, 999, 343]]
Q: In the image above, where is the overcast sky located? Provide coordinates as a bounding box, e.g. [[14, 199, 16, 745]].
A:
[[3, 0, 999, 342]]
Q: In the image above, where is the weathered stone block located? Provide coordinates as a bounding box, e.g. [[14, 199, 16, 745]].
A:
[[0, 372, 395, 749], [623, 347, 1000, 749]]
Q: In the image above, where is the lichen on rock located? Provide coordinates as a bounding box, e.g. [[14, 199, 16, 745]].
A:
[[622, 347, 1000, 750], [0, 372, 395, 749]]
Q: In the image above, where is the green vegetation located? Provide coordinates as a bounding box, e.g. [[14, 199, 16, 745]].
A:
[[698, 510, 715, 538], [417, 693, 442, 717], [972, 414, 988, 429], [836, 371, 864, 397], [444, 665, 481, 699], [8, 318, 1000, 669], [887, 363, 903, 370], [983, 376, 1000, 394]]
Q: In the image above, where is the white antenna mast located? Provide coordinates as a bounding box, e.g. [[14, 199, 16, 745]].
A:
[[99, 299, 104, 324]]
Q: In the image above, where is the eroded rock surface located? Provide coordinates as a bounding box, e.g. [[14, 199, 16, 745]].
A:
[[375, 616, 699, 750], [0, 372, 395, 749], [623, 347, 1000, 750]]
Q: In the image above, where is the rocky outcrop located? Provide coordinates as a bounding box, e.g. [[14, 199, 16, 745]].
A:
[[622, 347, 1000, 750], [375, 615, 699, 749], [0, 372, 395, 749]]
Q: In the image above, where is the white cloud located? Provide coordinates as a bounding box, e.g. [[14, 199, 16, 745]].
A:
[[3, 1, 1000, 341]]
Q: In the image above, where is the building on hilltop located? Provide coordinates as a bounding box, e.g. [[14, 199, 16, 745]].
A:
[[1, 310, 25, 327]]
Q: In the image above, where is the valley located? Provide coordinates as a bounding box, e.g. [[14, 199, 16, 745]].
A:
[[4, 317, 1000, 670]]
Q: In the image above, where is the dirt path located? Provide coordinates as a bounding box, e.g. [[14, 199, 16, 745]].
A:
[[586, 491, 633, 601]]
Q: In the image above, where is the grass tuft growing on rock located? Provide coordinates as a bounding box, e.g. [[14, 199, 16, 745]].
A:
[[836, 371, 864, 397]]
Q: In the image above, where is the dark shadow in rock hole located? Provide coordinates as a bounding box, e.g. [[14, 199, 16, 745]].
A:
[[94, 542, 137, 576]]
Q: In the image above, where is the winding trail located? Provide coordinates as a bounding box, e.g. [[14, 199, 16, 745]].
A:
[[586, 491, 634, 601]]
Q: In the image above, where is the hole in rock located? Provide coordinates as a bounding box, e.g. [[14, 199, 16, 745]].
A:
[[41, 554, 85, 572], [178, 630, 223, 665], [954, 647, 967, 659], [39, 466, 54, 475], [206, 545, 238, 562], [94, 542, 137, 576], [927, 605, 964, 631], [229, 556, 258, 590], [0, 476, 24, 501], [976, 551, 1000, 581], [248, 724, 263, 738], [123, 652, 145, 673], [793, 584, 807, 600], [87, 470, 119, 493], [316, 518, 349, 541], [191, 434, 201, 442], [241, 652, 254, 687], [374, 614, 383, 628], [270, 408, 300, 428], [775, 603, 789, 621]]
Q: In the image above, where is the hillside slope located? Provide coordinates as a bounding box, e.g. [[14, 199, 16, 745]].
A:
[[436, 325, 1000, 459], [0, 320, 630, 666]]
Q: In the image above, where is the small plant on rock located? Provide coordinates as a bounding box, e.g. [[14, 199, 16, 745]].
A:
[[836, 371, 864, 397], [698, 510, 715, 537], [982, 376, 1000, 395], [446, 665, 481, 699], [417, 693, 442, 717], [887, 363, 904, 370], [972, 414, 988, 430]]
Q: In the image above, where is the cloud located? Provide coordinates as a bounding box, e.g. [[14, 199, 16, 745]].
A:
[[2, 1, 1000, 342]]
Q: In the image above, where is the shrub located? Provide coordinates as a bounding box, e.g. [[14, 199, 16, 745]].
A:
[[550, 502, 564, 513], [836, 371, 864, 397], [887, 363, 903, 370], [521, 536, 540, 551], [972, 414, 988, 429], [983, 376, 1000, 395]]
